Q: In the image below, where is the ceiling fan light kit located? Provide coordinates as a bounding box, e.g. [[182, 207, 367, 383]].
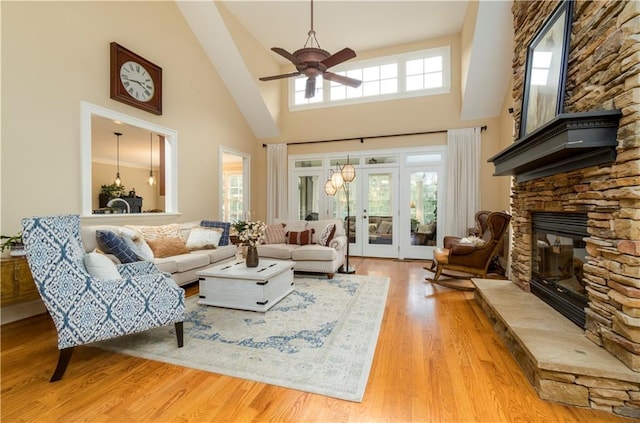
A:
[[259, 0, 362, 98]]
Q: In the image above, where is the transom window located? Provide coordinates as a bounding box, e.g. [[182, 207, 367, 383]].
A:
[[290, 46, 450, 110]]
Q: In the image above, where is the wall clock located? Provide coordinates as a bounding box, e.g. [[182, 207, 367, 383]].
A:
[[110, 42, 162, 115]]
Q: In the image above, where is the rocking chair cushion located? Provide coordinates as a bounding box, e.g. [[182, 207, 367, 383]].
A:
[[449, 243, 478, 255]]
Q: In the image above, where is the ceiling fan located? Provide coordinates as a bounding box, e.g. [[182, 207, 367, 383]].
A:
[[259, 0, 362, 99]]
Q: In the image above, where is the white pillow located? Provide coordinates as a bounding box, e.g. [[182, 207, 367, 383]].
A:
[[186, 227, 223, 250], [460, 236, 486, 247], [84, 252, 121, 280], [119, 227, 154, 260]]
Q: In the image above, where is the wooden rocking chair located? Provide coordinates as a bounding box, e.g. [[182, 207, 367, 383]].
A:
[[427, 211, 511, 291]]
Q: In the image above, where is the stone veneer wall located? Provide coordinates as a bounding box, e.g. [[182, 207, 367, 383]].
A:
[[507, 0, 640, 415]]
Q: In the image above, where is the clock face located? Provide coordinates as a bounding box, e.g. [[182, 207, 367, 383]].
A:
[[119, 61, 155, 102]]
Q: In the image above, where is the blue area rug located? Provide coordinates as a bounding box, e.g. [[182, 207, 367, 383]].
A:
[[94, 274, 389, 402]]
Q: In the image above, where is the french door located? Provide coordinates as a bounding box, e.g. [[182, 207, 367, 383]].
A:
[[360, 168, 398, 258], [289, 147, 445, 260], [332, 167, 398, 259], [399, 167, 442, 259]]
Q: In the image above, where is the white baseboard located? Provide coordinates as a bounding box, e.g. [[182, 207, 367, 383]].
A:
[[1, 299, 46, 325]]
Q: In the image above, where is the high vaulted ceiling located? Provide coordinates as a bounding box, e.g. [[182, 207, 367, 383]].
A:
[[96, 1, 513, 167], [180, 0, 513, 139], [221, 1, 470, 58]]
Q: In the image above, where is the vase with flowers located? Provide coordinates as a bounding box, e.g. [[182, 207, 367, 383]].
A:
[[232, 220, 266, 267]]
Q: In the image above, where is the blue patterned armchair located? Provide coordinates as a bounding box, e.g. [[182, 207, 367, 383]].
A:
[[21, 214, 185, 381]]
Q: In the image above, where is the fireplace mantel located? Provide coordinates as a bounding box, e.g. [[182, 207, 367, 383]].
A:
[[489, 110, 622, 182]]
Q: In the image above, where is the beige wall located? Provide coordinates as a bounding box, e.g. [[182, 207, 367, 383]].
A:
[[254, 34, 512, 218], [2, 1, 258, 235], [2, 1, 513, 232]]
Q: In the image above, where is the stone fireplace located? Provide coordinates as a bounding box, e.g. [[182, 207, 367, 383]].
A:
[[482, 0, 640, 418], [530, 211, 589, 328]]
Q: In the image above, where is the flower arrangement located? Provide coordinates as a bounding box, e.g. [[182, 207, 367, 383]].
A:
[[232, 220, 266, 246]]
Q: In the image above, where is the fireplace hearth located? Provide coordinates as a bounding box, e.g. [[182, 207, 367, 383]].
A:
[[479, 0, 640, 417], [531, 212, 588, 328]]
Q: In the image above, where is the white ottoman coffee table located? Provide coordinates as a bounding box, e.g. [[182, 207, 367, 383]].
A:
[[196, 259, 295, 312]]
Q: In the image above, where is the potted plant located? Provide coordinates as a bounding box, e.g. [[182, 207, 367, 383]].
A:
[[1, 232, 25, 256], [99, 183, 126, 208]]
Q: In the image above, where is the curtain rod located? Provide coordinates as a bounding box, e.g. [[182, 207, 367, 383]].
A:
[[262, 125, 487, 148]]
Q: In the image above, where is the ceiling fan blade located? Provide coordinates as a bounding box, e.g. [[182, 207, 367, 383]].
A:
[[259, 71, 302, 81], [305, 77, 316, 98], [271, 47, 301, 65], [320, 47, 356, 69], [323, 72, 362, 88]]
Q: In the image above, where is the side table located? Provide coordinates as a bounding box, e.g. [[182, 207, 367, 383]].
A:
[[1, 256, 39, 306]]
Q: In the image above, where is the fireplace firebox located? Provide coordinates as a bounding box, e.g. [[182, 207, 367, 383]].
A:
[[531, 212, 588, 328]]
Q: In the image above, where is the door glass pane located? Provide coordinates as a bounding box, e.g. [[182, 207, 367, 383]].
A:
[[296, 175, 319, 220], [410, 171, 438, 246], [227, 175, 243, 222], [222, 152, 244, 222], [368, 173, 393, 245], [294, 159, 322, 168], [332, 182, 356, 243]]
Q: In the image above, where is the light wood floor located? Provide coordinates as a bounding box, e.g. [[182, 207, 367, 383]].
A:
[[1, 258, 632, 422]]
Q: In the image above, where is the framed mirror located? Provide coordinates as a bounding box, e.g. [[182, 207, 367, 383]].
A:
[[81, 101, 178, 216], [519, 0, 573, 138]]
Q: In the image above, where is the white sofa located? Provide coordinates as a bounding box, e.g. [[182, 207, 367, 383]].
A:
[[256, 219, 347, 277], [81, 221, 236, 286]]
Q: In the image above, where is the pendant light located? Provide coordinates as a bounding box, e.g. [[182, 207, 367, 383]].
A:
[[114, 132, 123, 186], [341, 156, 356, 183], [323, 156, 356, 274], [324, 174, 337, 196], [147, 132, 156, 186]]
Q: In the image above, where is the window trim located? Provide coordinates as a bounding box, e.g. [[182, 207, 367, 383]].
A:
[[288, 46, 451, 111]]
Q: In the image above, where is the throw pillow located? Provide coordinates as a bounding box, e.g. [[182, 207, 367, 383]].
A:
[[318, 223, 336, 246], [460, 236, 486, 247], [416, 221, 436, 234], [377, 220, 393, 234], [96, 230, 139, 264], [288, 229, 315, 246], [275, 219, 308, 235], [126, 224, 182, 242], [119, 227, 154, 260], [121, 236, 146, 260], [200, 220, 231, 246], [119, 226, 141, 241], [186, 227, 222, 250], [146, 237, 190, 258], [265, 223, 287, 244], [84, 252, 121, 280]]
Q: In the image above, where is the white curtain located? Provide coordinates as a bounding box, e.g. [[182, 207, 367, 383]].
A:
[[266, 143, 288, 222], [445, 127, 481, 237]]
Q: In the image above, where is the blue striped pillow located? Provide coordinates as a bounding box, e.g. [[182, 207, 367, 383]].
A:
[[200, 221, 231, 246], [96, 230, 139, 264]]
